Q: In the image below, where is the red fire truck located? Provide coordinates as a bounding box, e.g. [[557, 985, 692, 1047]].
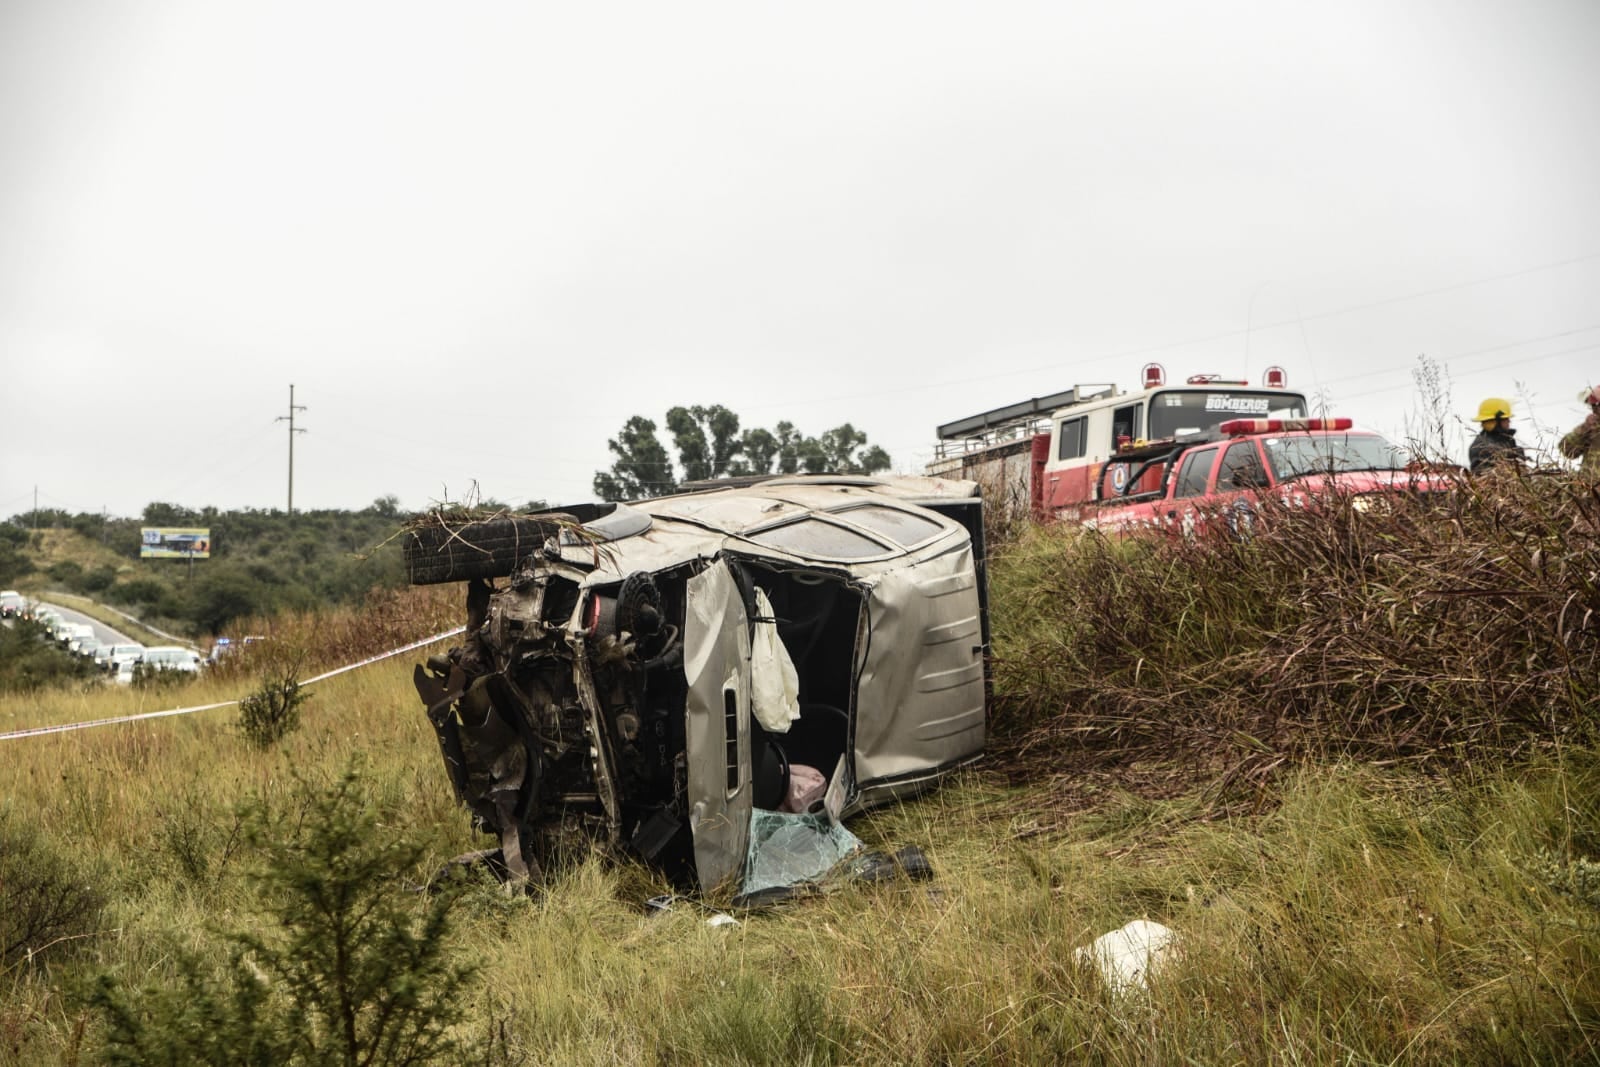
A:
[[928, 364, 1311, 521]]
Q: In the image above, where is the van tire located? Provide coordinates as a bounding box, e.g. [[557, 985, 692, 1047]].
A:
[[403, 516, 568, 585]]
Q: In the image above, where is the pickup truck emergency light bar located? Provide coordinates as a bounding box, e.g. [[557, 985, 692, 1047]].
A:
[[1219, 417, 1354, 435]]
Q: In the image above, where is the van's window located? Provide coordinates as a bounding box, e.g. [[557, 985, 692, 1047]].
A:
[[1218, 442, 1266, 489], [1150, 390, 1308, 438], [748, 518, 891, 559], [832, 505, 943, 547], [724, 689, 739, 792], [1057, 417, 1086, 461], [1174, 448, 1217, 498]]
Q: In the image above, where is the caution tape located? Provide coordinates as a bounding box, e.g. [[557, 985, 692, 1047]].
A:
[[0, 626, 467, 742]]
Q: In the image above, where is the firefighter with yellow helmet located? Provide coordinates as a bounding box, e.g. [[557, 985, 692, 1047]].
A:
[[1559, 385, 1600, 476], [1467, 397, 1527, 474]]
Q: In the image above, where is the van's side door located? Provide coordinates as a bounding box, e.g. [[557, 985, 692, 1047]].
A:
[[683, 559, 754, 891]]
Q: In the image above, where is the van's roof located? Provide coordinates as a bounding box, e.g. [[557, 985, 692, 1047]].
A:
[[551, 479, 977, 584]]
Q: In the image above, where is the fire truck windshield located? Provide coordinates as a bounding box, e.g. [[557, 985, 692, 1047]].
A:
[[1149, 391, 1307, 438], [1263, 431, 1411, 480]]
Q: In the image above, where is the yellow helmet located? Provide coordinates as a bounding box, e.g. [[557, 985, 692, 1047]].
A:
[[1474, 397, 1513, 423]]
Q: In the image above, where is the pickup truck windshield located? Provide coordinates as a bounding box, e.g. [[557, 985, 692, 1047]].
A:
[[1149, 390, 1308, 438], [1263, 432, 1409, 481]]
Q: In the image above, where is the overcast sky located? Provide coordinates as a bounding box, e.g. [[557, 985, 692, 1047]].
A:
[[3, 0, 1596, 520]]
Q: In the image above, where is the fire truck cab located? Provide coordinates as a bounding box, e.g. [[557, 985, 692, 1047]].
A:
[[929, 365, 1310, 521]]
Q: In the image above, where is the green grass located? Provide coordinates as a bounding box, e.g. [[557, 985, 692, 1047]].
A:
[[2, 659, 1598, 1064], [2, 472, 1598, 1063]]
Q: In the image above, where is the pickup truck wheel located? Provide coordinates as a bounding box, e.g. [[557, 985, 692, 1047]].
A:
[[403, 516, 568, 585]]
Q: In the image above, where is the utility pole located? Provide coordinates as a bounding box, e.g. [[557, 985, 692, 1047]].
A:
[[276, 384, 308, 514]]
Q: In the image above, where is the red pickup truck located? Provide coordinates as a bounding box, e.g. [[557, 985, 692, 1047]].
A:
[[1084, 418, 1453, 536]]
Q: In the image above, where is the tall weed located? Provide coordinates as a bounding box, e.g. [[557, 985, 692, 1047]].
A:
[[989, 470, 1600, 794]]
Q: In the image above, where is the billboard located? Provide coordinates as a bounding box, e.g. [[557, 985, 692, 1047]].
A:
[[141, 527, 212, 559]]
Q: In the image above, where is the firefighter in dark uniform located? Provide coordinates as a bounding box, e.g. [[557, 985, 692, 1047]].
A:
[[1468, 397, 1527, 474]]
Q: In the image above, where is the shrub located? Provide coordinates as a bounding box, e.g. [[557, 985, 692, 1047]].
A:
[[70, 513, 105, 540], [91, 768, 476, 1066], [190, 570, 267, 635], [1531, 849, 1600, 912], [0, 808, 106, 971], [46, 560, 83, 587], [92, 951, 295, 1066], [81, 564, 118, 593], [114, 578, 166, 607], [0, 542, 33, 586], [0, 620, 99, 693], [237, 669, 308, 750]]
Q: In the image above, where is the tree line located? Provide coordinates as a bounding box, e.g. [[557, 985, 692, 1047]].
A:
[[592, 404, 892, 500], [0, 405, 896, 633]]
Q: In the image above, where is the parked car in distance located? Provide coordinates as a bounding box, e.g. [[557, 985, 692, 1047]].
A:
[[65, 623, 97, 653], [205, 634, 269, 666], [106, 643, 147, 674], [0, 590, 23, 618], [73, 635, 103, 659], [138, 647, 202, 674]]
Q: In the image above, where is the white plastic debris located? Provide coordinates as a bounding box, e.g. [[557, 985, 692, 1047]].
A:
[[705, 913, 740, 928], [1074, 919, 1177, 995]]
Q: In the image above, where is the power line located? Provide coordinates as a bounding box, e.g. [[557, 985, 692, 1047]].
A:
[[1330, 341, 1600, 405], [734, 251, 1600, 415]]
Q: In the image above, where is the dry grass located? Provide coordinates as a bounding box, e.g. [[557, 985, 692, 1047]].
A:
[[988, 469, 1600, 810], [2, 475, 1599, 1063], [201, 583, 460, 683]]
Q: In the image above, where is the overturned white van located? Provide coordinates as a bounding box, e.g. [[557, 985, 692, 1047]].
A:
[[405, 476, 989, 897]]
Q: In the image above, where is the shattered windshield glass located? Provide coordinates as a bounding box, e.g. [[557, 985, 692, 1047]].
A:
[[1264, 432, 1410, 480], [740, 809, 863, 898]]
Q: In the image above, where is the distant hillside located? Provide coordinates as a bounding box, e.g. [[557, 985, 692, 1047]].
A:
[[1, 501, 411, 638]]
